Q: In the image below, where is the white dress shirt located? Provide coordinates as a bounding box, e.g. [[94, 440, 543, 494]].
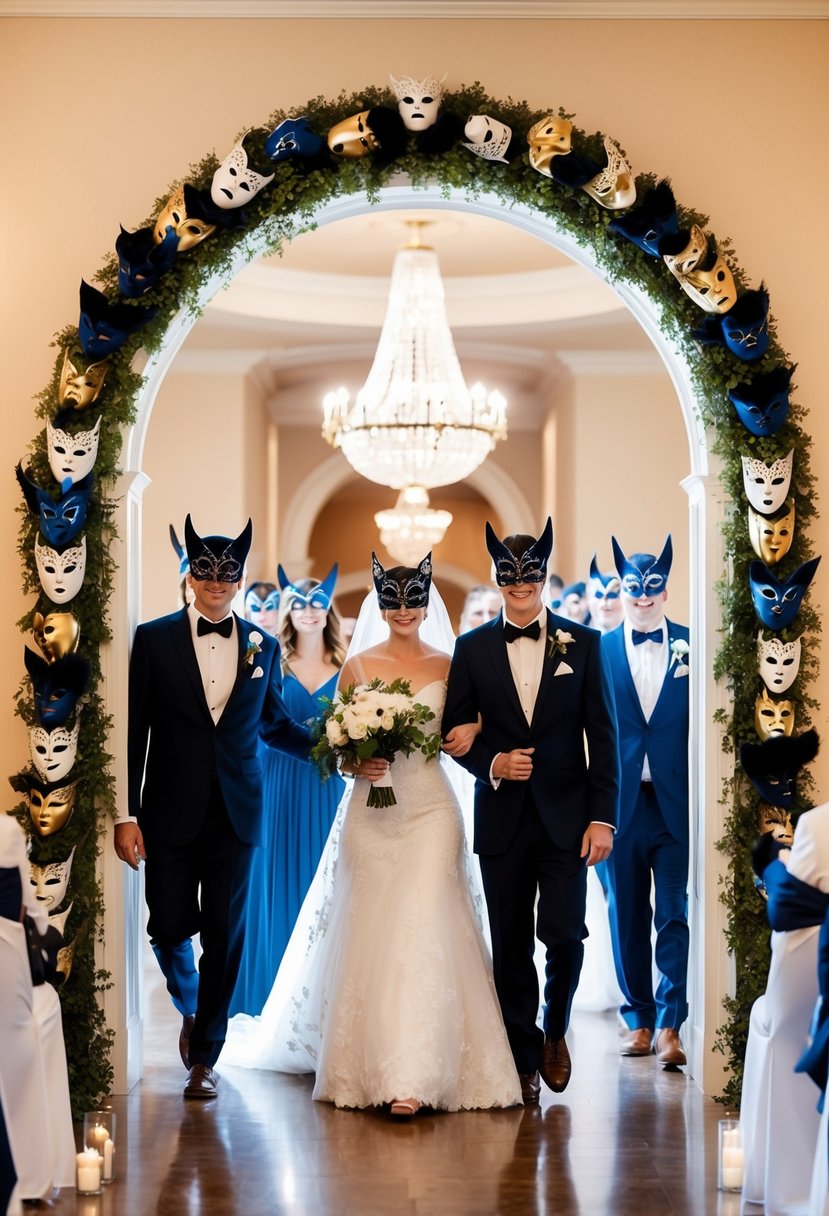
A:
[[623, 616, 668, 782], [188, 608, 238, 724]]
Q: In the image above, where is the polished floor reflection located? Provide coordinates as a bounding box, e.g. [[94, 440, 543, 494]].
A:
[[46, 964, 737, 1216]]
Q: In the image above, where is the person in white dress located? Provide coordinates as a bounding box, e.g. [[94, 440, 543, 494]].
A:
[[221, 554, 521, 1117]]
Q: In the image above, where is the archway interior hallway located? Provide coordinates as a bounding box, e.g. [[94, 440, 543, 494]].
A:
[[54, 949, 728, 1216]]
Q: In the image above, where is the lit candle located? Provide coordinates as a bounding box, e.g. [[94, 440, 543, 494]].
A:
[[102, 1138, 114, 1182], [76, 1149, 101, 1194], [87, 1122, 109, 1152]]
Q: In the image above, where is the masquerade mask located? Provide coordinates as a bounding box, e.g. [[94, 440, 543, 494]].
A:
[[29, 715, 82, 783], [729, 366, 795, 437], [35, 536, 86, 603], [754, 688, 795, 741], [264, 116, 324, 161], [153, 186, 217, 251], [608, 180, 678, 257], [278, 563, 338, 612], [327, 107, 407, 162], [33, 611, 81, 661], [26, 779, 79, 837], [372, 551, 432, 610], [527, 115, 573, 177], [58, 349, 108, 410], [389, 73, 445, 131], [757, 803, 794, 846], [749, 557, 820, 630], [662, 227, 736, 314], [29, 847, 75, 909], [245, 585, 280, 616], [463, 115, 513, 164], [757, 633, 801, 693], [486, 518, 553, 587], [580, 137, 636, 211], [694, 286, 770, 362], [661, 225, 707, 278], [25, 648, 89, 728], [48, 902, 73, 939], [116, 224, 178, 298], [16, 464, 93, 549], [748, 500, 795, 565], [184, 514, 252, 583], [169, 524, 189, 578], [587, 555, 621, 601], [612, 535, 673, 598], [741, 450, 794, 515], [46, 417, 100, 489], [210, 133, 275, 210], [740, 729, 819, 808], [78, 280, 156, 358]]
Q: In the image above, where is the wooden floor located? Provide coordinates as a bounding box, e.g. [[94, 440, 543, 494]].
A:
[[44, 947, 741, 1216]]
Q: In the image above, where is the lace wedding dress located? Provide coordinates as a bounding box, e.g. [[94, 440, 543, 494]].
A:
[[222, 677, 521, 1111]]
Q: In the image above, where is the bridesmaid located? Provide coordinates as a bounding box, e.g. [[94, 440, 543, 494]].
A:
[[230, 564, 345, 1016]]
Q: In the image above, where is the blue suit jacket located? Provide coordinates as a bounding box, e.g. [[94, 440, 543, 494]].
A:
[[600, 619, 690, 843], [442, 610, 620, 856], [128, 607, 310, 848]]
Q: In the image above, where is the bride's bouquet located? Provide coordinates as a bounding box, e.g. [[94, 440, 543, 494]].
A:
[[310, 677, 441, 807]]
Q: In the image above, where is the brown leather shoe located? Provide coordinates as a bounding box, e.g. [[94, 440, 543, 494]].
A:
[[179, 1015, 195, 1070], [183, 1064, 219, 1100], [519, 1071, 541, 1105], [540, 1036, 571, 1093], [655, 1028, 687, 1068], [620, 1027, 654, 1056]]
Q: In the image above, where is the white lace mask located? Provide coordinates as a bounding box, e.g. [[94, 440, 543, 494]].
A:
[[757, 633, 801, 693], [29, 714, 81, 782], [30, 847, 75, 908], [35, 536, 86, 602], [47, 417, 101, 486]]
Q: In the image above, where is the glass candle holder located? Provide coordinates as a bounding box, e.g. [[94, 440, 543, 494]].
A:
[[83, 1108, 116, 1183], [718, 1119, 744, 1192], [75, 1149, 102, 1195]]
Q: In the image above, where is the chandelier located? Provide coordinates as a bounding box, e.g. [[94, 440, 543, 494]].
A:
[[374, 486, 454, 567], [322, 223, 508, 496]]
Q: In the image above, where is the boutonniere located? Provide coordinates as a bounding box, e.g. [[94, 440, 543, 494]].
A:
[[547, 628, 574, 660], [245, 630, 263, 670], [670, 637, 690, 675]]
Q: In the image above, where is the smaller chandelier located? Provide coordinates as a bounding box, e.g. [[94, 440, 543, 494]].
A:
[[375, 486, 453, 567], [322, 224, 507, 492]]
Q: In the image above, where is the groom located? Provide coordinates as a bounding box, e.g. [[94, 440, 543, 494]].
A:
[[443, 520, 620, 1103]]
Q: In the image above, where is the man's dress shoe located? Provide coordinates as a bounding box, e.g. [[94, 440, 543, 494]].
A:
[[179, 1015, 195, 1070], [540, 1036, 571, 1093], [519, 1071, 541, 1105], [183, 1064, 219, 1100], [655, 1028, 687, 1068], [620, 1027, 654, 1056]]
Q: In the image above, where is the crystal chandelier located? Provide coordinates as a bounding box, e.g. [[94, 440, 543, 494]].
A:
[[322, 223, 508, 495], [374, 486, 454, 567]]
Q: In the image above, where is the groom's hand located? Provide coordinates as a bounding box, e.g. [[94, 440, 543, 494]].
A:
[[581, 823, 613, 866], [493, 748, 534, 781]]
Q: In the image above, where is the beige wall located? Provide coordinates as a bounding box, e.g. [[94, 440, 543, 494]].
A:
[[2, 16, 828, 798]]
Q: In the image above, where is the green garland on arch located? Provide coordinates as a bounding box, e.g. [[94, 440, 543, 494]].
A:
[[13, 80, 816, 1111]]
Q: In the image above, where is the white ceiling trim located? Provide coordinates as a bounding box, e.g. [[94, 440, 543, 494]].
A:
[[2, 1, 826, 16]]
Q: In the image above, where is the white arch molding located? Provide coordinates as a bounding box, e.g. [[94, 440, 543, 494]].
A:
[[104, 184, 730, 1096]]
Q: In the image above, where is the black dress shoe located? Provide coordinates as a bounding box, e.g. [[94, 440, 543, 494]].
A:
[[540, 1036, 571, 1093], [519, 1071, 541, 1105], [183, 1064, 219, 1100], [179, 1014, 195, 1070]]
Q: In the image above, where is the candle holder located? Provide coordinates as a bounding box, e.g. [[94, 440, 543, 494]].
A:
[[75, 1149, 101, 1196], [718, 1118, 744, 1192], [83, 1108, 117, 1183]]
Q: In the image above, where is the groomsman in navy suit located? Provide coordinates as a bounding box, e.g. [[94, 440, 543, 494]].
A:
[[114, 516, 310, 1100], [443, 520, 620, 1103], [601, 536, 690, 1067]]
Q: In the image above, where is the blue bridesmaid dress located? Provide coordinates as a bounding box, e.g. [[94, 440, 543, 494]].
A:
[[230, 670, 344, 1017]]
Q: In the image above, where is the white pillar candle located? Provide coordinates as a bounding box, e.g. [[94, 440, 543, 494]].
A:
[[102, 1138, 114, 1182], [76, 1149, 101, 1193]]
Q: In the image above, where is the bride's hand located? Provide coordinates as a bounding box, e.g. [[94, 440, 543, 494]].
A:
[[441, 720, 480, 757], [350, 757, 390, 782]]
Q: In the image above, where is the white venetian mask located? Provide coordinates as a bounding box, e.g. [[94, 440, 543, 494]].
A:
[[29, 714, 82, 782], [210, 134, 275, 210], [741, 450, 794, 515], [35, 536, 86, 603], [29, 846, 75, 909], [757, 633, 801, 693], [47, 416, 101, 487], [389, 73, 445, 131]]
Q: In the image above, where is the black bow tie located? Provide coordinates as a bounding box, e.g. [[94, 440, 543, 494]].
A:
[[197, 616, 233, 639], [632, 628, 663, 646], [503, 620, 541, 643]]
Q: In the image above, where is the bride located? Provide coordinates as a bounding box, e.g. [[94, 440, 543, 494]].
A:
[[222, 552, 521, 1116]]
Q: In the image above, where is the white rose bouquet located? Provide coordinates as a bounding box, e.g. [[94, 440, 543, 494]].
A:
[[310, 677, 440, 807]]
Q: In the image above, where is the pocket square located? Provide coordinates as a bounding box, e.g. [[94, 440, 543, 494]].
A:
[[251, 665, 264, 679], [554, 661, 574, 677], [674, 664, 689, 678]]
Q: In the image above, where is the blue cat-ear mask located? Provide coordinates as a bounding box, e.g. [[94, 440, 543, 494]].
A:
[[749, 556, 820, 630], [729, 366, 795, 438], [16, 464, 93, 550], [277, 562, 338, 611], [612, 535, 672, 598]]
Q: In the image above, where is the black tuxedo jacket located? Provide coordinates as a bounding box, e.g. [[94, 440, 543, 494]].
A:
[[442, 610, 620, 855], [128, 607, 310, 848]]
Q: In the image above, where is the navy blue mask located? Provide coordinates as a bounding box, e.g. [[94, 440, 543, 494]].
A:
[[612, 535, 672, 598], [749, 557, 820, 630], [486, 519, 553, 587], [116, 224, 178, 299], [608, 180, 678, 257], [265, 116, 324, 161], [372, 552, 431, 610], [78, 280, 156, 357], [587, 555, 621, 600], [16, 464, 92, 549], [24, 648, 89, 728], [278, 563, 338, 612], [728, 366, 795, 437], [245, 586, 280, 616], [184, 515, 252, 584], [693, 286, 770, 363], [740, 729, 819, 808]]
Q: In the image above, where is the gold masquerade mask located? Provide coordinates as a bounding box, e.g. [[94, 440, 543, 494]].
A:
[[27, 780, 79, 836], [527, 116, 573, 177], [754, 688, 795, 741], [58, 350, 109, 409], [153, 186, 216, 251], [581, 137, 636, 210], [757, 802, 794, 846], [33, 611, 81, 661], [327, 111, 381, 159], [748, 499, 795, 565]]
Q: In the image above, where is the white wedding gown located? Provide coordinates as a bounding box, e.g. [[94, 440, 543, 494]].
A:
[[222, 679, 521, 1111]]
